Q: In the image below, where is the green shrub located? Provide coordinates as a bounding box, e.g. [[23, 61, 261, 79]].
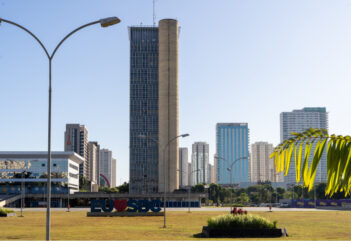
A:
[[221, 203, 245, 207], [0, 208, 14, 215], [208, 214, 277, 229]]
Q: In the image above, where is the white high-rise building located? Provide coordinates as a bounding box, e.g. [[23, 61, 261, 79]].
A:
[[192, 142, 209, 185], [179, 148, 188, 187], [99, 149, 116, 187], [280, 107, 328, 185], [250, 142, 283, 183], [188, 162, 192, 186]]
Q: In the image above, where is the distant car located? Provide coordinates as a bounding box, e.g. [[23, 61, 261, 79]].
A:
[[280, 203, 289, 208]]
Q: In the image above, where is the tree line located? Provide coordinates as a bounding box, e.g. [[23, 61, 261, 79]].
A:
[[191, 182, 350, 206]]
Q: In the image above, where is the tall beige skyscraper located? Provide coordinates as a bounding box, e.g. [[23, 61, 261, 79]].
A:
[[158, 19, 179, 193], [87, 141, 100, 184], [250, 142, 283, 182], [179, 148, 188, 187], [111, 158, 117, 187]]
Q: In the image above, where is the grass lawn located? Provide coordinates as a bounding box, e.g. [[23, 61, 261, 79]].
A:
[[0, 211, 350, 240]]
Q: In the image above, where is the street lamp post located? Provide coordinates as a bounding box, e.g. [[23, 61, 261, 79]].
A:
[[177, 168, 200, 213], [215, 155, 247, 212], [20, 171, 25, 217], [188, 169, 200, 213], [0, 17, 121, 241], [139, 133, 189, 228], [67, 185, 70, 212]]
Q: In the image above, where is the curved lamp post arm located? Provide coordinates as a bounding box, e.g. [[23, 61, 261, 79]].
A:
[[230, 156, 247, 170], [138, 134, 159, 144], [166, 134, 188, 147], [0, 18, 50, 59], [51, 20, 100, 59]]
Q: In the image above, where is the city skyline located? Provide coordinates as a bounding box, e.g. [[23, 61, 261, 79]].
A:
[[1, 1, 351, 185]]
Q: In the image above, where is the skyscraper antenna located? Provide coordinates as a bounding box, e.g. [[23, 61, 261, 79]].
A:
[[153, 0, 156, 26]]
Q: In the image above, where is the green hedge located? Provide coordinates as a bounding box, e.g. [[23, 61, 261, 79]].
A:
[[220, 203, 246, 207], [0, 208, 14, 215], [208, 214, 277, 229]]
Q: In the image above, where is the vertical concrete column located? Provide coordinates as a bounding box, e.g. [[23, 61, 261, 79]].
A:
[[158, 19, 179, 193]]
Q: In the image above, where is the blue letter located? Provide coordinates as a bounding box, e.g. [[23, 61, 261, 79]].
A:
[[127, 199, 138, 212], [102, 200, 114, 212], [150, 200, 161, 212], [91, 200, 103, 213], [137, 200, 150, 213]]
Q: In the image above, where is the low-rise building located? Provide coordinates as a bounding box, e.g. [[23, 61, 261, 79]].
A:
[[0, 152, 83, 195]]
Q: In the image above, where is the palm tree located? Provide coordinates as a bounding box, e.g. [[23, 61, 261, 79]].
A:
[[270, 128, 351, 197]]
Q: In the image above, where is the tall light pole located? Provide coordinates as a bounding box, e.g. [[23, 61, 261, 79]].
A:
[[20, 171, 25, 217], [176, 168, 200, 213], [0, 17, 121, 241], [139, 133, 189, 228], [215, 155, 247, 212], [188, 169, 200, 213], [67, 184, 70, 212]]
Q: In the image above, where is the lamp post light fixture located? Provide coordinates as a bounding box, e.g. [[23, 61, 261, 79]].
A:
[[215, 155, 247, 212], [138, 133, 189, 228], [0, 17, 120, 241]]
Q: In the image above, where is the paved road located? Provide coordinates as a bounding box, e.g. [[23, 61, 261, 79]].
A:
[[11, 207, 334, 212]]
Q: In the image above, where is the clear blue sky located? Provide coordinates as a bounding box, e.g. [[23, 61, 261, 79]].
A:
[[1, 0, 351, 185]]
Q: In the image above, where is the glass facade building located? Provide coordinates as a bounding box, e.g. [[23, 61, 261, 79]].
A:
[[216, 123, 250, 184], [0, 152, 82, 195], [129, 27, 159, 194]]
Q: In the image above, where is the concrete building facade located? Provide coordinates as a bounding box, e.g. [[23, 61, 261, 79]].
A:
[[188, 162, 192, 186], [111, 158, 117, 188], [129, 19, 179, 194], [158, 19, 179, 193], [192, 142, 209, 185], [179, 148, 188, 187], [216, 123, 250, 184], [250, 142, 283, 183], [208, 163, 214, 184], [280, 107, 328, 184], [211, 163, 216, 183], [64, 124, 88, 179], [87, 141, 100, 185]]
